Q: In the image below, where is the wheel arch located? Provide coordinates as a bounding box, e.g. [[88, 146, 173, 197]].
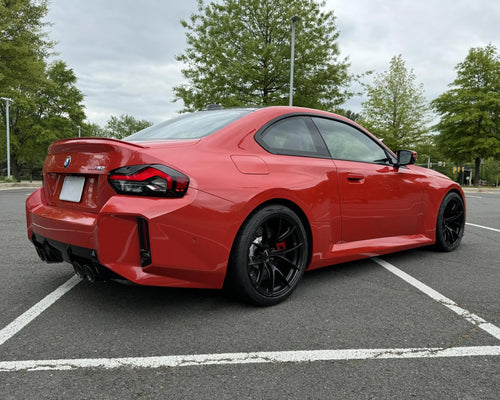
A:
[[434, 187, 466, 226], [433, 188, 466, 251], [225, 198, 313, 277]]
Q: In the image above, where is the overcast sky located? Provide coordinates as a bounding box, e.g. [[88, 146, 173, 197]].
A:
[[46, 0, 500, 126]]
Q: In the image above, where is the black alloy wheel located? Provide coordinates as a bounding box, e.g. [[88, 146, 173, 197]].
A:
[[435, 191, 465, 252], [227, 205, 309, 306]]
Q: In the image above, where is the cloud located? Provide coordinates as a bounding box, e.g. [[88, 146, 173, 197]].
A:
[[46, 0, 499, 125], [325, 0, 500, 110], [80, 62, 186, 123], [46, 0, 199, 124]]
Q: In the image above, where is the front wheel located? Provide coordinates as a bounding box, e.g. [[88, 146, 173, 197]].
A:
[[226, 205, 309, 306], [435, 192, 465, 252]]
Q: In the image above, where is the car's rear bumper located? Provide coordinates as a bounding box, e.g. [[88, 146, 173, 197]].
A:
[[26, 187, 239, 289], [27, 188, 97, 249]]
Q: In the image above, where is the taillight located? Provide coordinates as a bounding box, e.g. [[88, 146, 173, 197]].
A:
[[108, 164, 189, 197]]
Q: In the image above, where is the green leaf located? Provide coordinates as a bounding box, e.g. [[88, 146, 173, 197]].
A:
[[173, 0, 352, 111]]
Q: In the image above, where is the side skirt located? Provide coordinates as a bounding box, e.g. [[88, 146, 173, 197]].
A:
[[307, 234, 434, 271]]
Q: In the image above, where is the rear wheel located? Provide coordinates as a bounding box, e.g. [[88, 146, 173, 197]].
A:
[[227, 205, 308, 306], [435, 192, 465, 252]]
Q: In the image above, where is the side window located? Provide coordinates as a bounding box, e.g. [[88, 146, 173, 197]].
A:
[[258, 117, 324, 157], [312, 117, 390, 164]]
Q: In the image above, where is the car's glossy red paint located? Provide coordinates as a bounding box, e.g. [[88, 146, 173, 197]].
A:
[[26, 106, 465, 293]]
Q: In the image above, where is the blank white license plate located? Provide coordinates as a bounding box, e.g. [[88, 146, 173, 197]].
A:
[[59, 176, 86, 203]]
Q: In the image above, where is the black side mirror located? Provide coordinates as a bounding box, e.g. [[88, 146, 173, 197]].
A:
[[396, 150, 417, 166]]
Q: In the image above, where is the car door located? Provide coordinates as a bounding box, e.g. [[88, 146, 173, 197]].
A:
[[256, 115, 343, 244], [311, 117, 424, 243]]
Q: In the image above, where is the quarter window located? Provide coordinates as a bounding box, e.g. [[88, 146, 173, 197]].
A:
[[312, 117, 390, 164], [258, 117, 325, 157]]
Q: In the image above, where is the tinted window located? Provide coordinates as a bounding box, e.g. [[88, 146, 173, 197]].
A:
[[126, 109, 255, 141], [259, 117, 324, 157], [312, 117, 390, 164]]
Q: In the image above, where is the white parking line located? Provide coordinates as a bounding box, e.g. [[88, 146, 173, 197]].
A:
[[1, 345, 499, 372], [2, 258, 499, 372], [373, 258, 500, 341], [0, 276, 80, 346], [466, 222, 500, 233]]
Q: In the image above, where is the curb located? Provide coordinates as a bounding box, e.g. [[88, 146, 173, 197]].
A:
[[461, 187, 500, 193], [0, 182, 42, 190]]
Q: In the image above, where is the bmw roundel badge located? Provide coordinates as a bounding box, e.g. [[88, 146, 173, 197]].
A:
[[64, 156, 71, 168]]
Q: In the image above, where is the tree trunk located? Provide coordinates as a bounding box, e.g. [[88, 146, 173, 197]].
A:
[[262, 87, 269, 106], [473, 157, 481, 186], [11, 155, 22, 182]]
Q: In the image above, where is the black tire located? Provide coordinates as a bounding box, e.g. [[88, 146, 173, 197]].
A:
[[435, 191, 465, 252], [226, 205, 309, 306]]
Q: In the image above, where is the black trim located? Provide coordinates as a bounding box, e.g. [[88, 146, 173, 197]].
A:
[[254, 112, 397, 165], [309, 115, 398, 166], [137, 217, 152, 267], [30, 234, 122, 280]]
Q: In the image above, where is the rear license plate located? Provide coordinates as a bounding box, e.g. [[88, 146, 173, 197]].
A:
[[59, 176, 86, 203]]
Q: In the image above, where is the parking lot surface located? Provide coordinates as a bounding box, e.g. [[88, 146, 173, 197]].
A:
[[1, 188, 499, 399]]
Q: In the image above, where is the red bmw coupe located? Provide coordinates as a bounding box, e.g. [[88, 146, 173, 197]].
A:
[[26, 106, 465, 305]]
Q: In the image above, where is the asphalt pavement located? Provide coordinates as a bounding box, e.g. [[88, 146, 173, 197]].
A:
[[0, 188, 499, 399]]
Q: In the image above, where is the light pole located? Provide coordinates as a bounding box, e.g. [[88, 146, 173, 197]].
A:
[[0, 97, 13, 179], [289, 15, 300, 107], [77, 125, 81, 137]]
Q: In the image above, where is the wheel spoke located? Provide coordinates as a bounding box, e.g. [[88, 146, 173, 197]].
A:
[[277, 225, 297, 242], [268, 263, 276, 294], [443, 225, 458, 245], [252, 262, 270, 288], [255, 264, 266, 287], [248, 258, 264, 266], [276, 217, 282, 242], [445, 228, 452, 242], [443, 205, 463, 246], [272, 254, 301, 270], [445, 210, 464, 224], [272, 265, 291, 288]]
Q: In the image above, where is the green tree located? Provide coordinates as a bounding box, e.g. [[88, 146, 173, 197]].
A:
[[6, 61, 85, 179], [174, 0, 352, 111], [81, 121, 106, 137], [1, 0, 51, 179], [360, 55, 430, 150], [0, 1, 86, 180], [333, 108, 361, 122], [104, 115, 153, 139], [432, 44, 500, 186], [0, 0, 52, 92], [481, 157, 500, 186]]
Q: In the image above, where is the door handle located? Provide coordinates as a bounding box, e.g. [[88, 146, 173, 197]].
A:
[[347, 174, 364, 182]]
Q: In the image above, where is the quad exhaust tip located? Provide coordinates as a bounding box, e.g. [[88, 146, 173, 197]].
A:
[[72, 262, 99, 283], [32, 237, 64, 263], [35, 244, 48, 262], [83, 264, 97, 283], [72, 262, 85, 279]]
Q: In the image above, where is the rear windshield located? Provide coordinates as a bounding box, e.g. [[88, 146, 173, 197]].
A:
[[125, 109, 255, 141]]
